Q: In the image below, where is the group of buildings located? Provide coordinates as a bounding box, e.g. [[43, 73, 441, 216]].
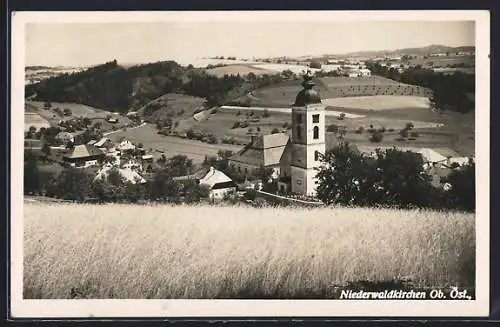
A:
[[227, 72, 472, 196]]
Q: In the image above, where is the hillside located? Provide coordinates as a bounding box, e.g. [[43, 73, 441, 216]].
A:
[[333, 45, 475, 58], [26, 60, 249, 114]]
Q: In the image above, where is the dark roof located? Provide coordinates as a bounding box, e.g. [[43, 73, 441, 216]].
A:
[[294, 88, 322, 106], [172, 167, 211, 181], [212, 181, 237, 190], [63, 144, 105, 159], [293, 72, 322, 106]]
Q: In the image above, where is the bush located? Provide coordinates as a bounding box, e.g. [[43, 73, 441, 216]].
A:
[[207, 134, 218, 144], [210, 108, 218, 114], [271, 128, 280, 134], [263, 109, 270, 118], [388, 128, 395, 132], [338, 113, 346, 120], [379, 127, 386, 133], [355, 127, 364, 134], [327, 125, 338, 133], [410, 131, 420, 138], [370, 131, 384, 143], [399, 129, 409, 138], [282, 122, 289, 129]]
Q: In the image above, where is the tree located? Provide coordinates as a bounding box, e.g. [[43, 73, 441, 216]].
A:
[[445, 160, 475, 211], [263, 109, 270, 118], [315, 142, 375, 205], [369, 131, 384, 143], [338, 113, 346, 120], [373, 148, 433, 207], [399, 128, 409, 138], [41, 143, 51, 161], [24, 153, 40, 195], [47, 167, 94, 201], [27, 126, 37, 138], [310, 60, 322, 69], [183, 180, 210, 204], [168, 155, 193, 177]]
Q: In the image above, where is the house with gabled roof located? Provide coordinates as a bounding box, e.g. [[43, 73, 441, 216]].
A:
[[63, 144, 105, 168]]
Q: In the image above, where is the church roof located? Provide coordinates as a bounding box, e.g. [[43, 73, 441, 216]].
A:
[[230, 133, 290, 167], [251, 133, 290, 149], [293, 71, 322, 106]]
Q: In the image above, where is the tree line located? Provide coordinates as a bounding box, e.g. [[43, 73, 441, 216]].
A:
[[26, 60, 292, 113], [315, 142, 475, 212], [365, 62, 475, 113]]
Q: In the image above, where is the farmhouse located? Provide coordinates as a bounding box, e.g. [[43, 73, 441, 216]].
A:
[[63, 144, 105, 168], [116, 139, 136, 152], [94, 137, 115, 152], [174, 166, 237, 200]]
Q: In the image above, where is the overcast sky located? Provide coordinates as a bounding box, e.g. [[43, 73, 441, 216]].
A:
[[25, 21, 475, 67]]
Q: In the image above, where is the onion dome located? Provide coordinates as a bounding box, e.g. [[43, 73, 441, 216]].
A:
[[293, 70, 322, 106]]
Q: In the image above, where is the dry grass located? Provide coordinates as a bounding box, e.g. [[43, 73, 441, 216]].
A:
[[23, 203, 475, 299]]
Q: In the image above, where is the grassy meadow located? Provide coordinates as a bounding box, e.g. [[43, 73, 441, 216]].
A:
[[24, 202, 475, 299]]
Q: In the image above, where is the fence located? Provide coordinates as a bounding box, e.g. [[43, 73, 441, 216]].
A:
[[254, 190, 324, 208]]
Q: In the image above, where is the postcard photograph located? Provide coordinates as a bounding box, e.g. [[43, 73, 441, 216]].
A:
[[10, 10, 490, 318]]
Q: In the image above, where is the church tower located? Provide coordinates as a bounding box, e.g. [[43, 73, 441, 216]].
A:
[[290, 71, 326, 196]]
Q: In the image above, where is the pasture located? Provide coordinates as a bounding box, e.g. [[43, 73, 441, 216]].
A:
[[322, 95, 430, 111], [235, 76, 432, 108], [23, 202, 475, 299], [106, 123, 242, 163], [26, 101, 133, 132], [206, 64, 272, 77], [24, 113, 51, 132]]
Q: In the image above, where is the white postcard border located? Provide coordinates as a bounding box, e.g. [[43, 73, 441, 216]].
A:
[[10, 10, 490, 318]]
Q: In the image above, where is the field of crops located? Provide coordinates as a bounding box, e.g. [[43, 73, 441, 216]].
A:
[[24, 113, 51, 132], [27, 101, 112, 118], [206, 64, 272, 77], [23, 202, 475, 299], [236, 76, 432, 108], [322, 95, 430, 111]]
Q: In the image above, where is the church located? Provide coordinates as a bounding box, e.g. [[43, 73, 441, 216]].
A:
[[229, 71, 326, 196]]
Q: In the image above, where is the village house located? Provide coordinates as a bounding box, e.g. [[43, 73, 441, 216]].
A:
[[116, 139, 136, 152], [63, 144, 105, 168], [173, 166, 238, 200], [94, 137, 115, 152]]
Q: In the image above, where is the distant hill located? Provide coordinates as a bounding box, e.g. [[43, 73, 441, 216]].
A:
[[327, 45, 475, 59], [25, 59, 249, 114]]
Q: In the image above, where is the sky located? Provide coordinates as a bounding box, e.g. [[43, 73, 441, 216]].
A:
[[25, 20, 475, 67]]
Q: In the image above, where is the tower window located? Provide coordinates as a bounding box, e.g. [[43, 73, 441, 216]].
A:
[[296, 113, 302, 123], [296, 126, 302, 140], [313, 126, 319, 139], [313, 114, 320, 123]]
